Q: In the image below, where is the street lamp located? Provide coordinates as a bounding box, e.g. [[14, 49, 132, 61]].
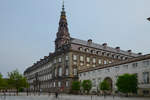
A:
[[147, 17, 150, 21]]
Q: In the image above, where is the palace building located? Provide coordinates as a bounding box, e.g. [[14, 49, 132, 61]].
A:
[[24, 3, 142, 93]]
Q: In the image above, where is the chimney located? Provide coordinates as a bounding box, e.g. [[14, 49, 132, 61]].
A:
[[87, 39, 92, 45], [44, 56, 47, 59]]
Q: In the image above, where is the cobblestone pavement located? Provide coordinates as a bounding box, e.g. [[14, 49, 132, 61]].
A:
[[0, 94, 150, 100]]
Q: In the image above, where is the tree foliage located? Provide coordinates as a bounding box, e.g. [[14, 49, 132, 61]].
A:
[[116, 73, 138, 94], [7, 69, 28, 91], [82, 80, 92, 93], [72, 81, 80, 91], [0, 73, 8, 89], [0, 73, 4, 88], [99, 80, 110, 91]]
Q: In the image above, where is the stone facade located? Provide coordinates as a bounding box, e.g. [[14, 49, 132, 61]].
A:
[[79, 54, 150, 96], [24, 3, 141, 93]]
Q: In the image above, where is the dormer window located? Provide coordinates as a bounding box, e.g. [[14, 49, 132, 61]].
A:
[[97, 51, 101, 55], [107, 53, 110, 57], [102, 52, 105, 56], [91, 50, 96, 54], [79, 47, 83, 51], [85, 48, 89, 52]]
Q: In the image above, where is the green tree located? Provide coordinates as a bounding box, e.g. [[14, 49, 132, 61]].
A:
[[99, 80, 110, 91], [0, 73, 4, 89], [7, 69, 28, 95], [82, 80, 92, 94], [71, 81, 81, 94], [116, 73, 138, 95]]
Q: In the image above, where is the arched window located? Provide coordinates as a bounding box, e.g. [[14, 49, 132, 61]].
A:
[[85, 48, 89, 52], [78, 47, 83, 51]]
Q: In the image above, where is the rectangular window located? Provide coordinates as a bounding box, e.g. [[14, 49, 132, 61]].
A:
[[92, 79, 96, 87], [73, 68, 77, 75], [93, 58, 96, 63], [73, 55, 77, 61], [106, 68, 110, 72], [98, 59, 102, 64], [66, 56, 69, 61], [66, 81, 69, 87], [132, 63, 138, 68], [143, 60, 149, 67], [58, 57, 62, 62], [53, 82, 56, 87], [80, 56, 84, 61], [143, 72, 149, 84], [65, 68, 69, 76], [115, 67, 119, 72], [58, 81, 61, 87], [86, 57, 90, 62], [59, 67, 62, 76]]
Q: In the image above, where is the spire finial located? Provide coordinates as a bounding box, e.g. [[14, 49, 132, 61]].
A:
[[62, 0, 65, 11]]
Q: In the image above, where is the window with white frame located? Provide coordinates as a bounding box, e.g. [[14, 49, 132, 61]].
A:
[[143, 72, 149, 84], [65, 56, 69, 61], [58, 81, 61, 87], [92, 79, 96, 87], [66, 81, 69, 87], [53, 82, 56, 87], [73, 68, 77, 75], [143, 60, 149, 67], [93, 58, 96, 63], [58, 67, 62, 76], [80, 56, 84, 61], [65, 68, 69, 76], [73, 55, 77, 61], [58, 57, 62, 62], [86, 57, 90, 62], [132, 63, 138, 68], [98, 59, 102, 64]]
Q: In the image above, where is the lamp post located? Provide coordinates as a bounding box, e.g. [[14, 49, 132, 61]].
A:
[[147, 17, 150, 21]]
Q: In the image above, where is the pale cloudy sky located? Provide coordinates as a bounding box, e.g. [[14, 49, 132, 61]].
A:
[[0, 0, 150, 77]]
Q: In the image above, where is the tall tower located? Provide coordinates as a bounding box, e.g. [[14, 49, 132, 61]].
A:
[[55, 1, 70, 51]]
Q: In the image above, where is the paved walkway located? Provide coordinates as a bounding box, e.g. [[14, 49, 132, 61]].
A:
[[0, 94, 150, 100]]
